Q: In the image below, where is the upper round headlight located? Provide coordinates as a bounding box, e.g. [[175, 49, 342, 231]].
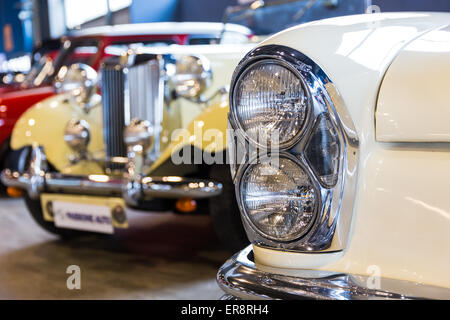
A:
[[64, 119, 90, 152], [239, 155, 317, 242], [232, 60, 309, 148], [169, 55, 212, 99], [124, 118, 153, 150], [54, 63, 98, 104]]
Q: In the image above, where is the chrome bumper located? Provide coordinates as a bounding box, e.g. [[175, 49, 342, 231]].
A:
[[217, 246, 450, 300], [1, 146, 221, 205]]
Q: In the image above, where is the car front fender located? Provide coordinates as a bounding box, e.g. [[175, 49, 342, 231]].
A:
[[10, 93, 104, 175], [148, 98, 229, 174]]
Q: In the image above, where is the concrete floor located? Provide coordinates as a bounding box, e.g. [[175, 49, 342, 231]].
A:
[[0, 197, 230, 299]]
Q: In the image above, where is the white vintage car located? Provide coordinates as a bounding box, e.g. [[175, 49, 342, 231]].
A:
[[218, 12, 450, 299]]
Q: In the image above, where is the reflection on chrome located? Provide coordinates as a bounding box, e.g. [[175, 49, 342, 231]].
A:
[[0, 146, 223, 205], [217, 246, 450, 300]]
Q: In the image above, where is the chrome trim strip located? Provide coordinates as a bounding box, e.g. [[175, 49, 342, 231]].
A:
[[217, 246, 450, 300]]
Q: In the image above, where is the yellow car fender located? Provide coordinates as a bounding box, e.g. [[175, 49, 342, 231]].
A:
[[149, 98, 229, 173], [11, 93, 104, 175]]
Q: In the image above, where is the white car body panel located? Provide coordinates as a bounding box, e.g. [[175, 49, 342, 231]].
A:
[[253, 12, 450, 289], [376, 25, 450, 142]]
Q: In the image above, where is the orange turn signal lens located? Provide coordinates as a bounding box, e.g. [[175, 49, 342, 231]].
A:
[[7, 187, 23, 198], [175, 198, 197, 213]]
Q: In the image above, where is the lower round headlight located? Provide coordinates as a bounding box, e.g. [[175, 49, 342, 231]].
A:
[[123, 118, 153, 150], [232, 60, 309, 148], [54, 63, 98, 105], [240, 156, 317, 241], [64, 119, 90, 152]]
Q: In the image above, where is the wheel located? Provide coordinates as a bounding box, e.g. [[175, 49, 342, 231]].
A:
[[209, 164, 250, 252], [0, 138, 14, 195], [7, 147, 88, 238]]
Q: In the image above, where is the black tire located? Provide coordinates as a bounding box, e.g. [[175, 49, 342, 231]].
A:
[[7, 147, 88, 238], [209, 164, 249, 252], [0, 138, 13, 195]]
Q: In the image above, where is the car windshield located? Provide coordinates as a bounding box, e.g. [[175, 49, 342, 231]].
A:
[[226, 0, 367, 36]]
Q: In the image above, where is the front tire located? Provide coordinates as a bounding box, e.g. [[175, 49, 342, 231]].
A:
[[23, 193, 89, 238], [209, 164, 249, 252], [7, 147, 88, 238]]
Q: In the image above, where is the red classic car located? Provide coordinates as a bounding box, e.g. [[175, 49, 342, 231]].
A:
[[0, 22, 251, 192]]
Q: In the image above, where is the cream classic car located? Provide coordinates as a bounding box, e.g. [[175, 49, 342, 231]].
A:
[[218, 12, 450, 299]]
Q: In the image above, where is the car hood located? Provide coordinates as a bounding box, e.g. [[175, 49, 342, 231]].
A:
[[376, 24, 450, 142], [257, 12, 450, 144]]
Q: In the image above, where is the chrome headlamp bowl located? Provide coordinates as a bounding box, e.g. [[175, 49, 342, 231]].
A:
[[229, 45, 359, 252], [168, 54, 213, 99], [64, 119, 90, 152], [54, 63, 98, 106], [123, 118, 153, 150]]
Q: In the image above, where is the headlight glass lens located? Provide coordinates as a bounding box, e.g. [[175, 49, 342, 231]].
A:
[[241, 157, 317, 241], [123, 118, 153, 150], [233, 61, 308, 147], [169, 55, 212, 99], [54, 63, 97, 103], [305, 113, 341, 187], [64, 119, 90, 152]]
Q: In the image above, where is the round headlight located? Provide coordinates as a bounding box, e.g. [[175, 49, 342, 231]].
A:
[[64, 119, 90, 152], [232, 60, 309, 148], [124, 118, 153, 150], [54, 63, 98, 104], [169, 55, 212, 99], [240, 156, 317, 241]]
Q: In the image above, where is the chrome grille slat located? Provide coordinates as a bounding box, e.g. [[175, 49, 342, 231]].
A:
[[127, 59, 164, 162], [102, 63, 126, 169], [101, 55, 164, 170]]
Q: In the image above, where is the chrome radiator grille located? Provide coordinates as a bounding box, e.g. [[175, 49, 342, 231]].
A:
[[127, 60, 163, 125], [101, 55, 164, 169], [101, 62, 126, 163], [126, 58, 164, 161]]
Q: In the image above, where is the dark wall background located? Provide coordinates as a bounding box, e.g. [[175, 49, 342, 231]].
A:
[[177, 0, 237, 22], [129, 0, 238, 23], [373, 0, 450, 12], [0, 0, 33, 58], [129, 0, 450, 24]]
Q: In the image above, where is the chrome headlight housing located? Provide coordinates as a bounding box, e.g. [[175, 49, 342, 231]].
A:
[[54, 63, 98, 105], [64, 119, 90, 152], [123, 118, 153, 151], [168, 55, 212, 99], [229, 45, 359, 252]]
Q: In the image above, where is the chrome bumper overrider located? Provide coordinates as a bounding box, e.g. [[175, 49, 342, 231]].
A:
[[0, 147, 221, 205], [217, 246, 450, 300]]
